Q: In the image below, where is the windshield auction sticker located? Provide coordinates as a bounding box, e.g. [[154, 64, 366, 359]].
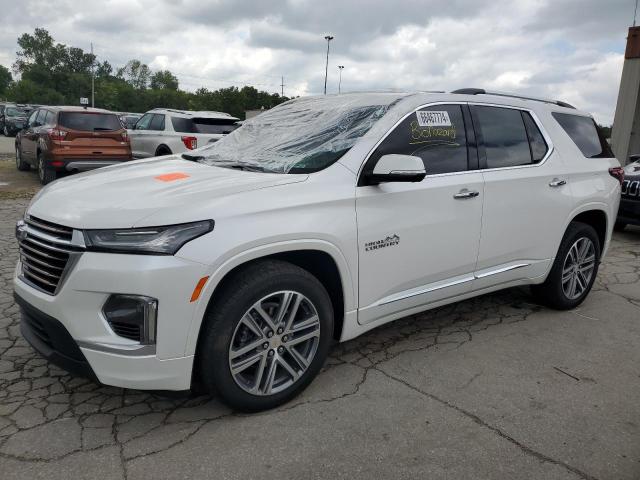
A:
[[416, 110, 452, 127]]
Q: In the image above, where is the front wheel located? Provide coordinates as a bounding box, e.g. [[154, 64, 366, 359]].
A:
[[197, 260, 334, 412], [531, 222, 600, 310]]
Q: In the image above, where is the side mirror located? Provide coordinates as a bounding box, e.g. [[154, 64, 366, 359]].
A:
[[367, 154, 426, 184]]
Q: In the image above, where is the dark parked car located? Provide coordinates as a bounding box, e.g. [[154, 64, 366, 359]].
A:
[[616, 154, 640, 230], [1, 104, 32, 136], [120, 112, 143, 129], [15, 106, 133, 184]]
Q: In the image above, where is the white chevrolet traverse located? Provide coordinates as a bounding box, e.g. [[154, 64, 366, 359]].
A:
[[14, 90, 622, 411]]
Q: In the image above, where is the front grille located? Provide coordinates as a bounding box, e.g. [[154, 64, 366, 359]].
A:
[[622, 179, 639, 199], [19, 216, 78, 295]]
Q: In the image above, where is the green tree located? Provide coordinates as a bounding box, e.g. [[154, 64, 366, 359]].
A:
[[117, 60, 151, 89], [150, 70, 179, 90], [0, 65, 12, 95]]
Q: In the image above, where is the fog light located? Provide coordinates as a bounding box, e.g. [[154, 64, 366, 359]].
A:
[[102, 294, 157, 344]]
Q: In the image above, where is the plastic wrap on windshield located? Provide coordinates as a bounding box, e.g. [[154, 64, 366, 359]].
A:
[[198, 94, 405, 173]]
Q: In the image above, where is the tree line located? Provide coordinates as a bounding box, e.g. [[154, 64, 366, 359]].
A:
[[0, 28, 289, 119]]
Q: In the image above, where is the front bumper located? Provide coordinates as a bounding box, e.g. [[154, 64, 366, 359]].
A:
[[13, 251, 208, 390], [15, 293, 97, 380]]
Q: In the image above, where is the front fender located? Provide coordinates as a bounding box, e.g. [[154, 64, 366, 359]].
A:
[[182, 238, 356, 356]]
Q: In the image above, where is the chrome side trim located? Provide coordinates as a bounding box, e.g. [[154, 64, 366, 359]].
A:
[[474, 263, 530, 279], [376, 263, 531, 307], [378, 275, 475, 306], [76, 340, 156, 357]]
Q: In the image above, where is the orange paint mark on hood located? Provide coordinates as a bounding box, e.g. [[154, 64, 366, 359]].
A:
[[155, 172, 190, 182]]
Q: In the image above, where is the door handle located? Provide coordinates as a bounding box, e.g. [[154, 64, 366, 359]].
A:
[[549, 178, 567, 187], [453, 189, 480, 199]]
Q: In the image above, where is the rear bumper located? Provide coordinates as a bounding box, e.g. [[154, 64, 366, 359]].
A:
[[63, 160, 130, 171], [617, 197, 640, 226]]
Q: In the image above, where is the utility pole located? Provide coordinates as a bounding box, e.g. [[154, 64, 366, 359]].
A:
[[635, 0, 639, 26], [323, 35, 334, 95], [338, 65, 344, 94], [90, 42, 95, 108], [281, 76, 285, 97]]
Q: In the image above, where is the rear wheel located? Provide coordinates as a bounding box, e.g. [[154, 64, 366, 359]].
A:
[[531, 222, 600, 310], [3, 126, 9, 136], [155, 145, 172, 156], [197, 260, 333, 412], [15, 146, 30, 171], [37, 153, 56, 185]]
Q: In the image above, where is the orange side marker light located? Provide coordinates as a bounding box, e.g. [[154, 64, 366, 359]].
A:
[[190, 276, 210, 302], [155, 172, 190, 182]]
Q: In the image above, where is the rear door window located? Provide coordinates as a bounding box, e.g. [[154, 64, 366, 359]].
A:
[[552, 112, 613, 158], [35, 110, 46, 126], [45, 111, 56, 126], [369, 104, 469, 175], [474, 106, 532, 168], [59, 112, 122, 131], [149, 114, 165, 131]]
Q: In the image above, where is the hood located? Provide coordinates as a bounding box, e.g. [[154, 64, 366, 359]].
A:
[[28, 156, 307, 229]]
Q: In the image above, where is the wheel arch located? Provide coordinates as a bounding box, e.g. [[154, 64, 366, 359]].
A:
[[567, 207, 608, 252], [185, 241, 356, 359], [155, 144, 172, 156]]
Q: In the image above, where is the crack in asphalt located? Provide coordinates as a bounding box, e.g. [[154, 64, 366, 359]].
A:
[[373, 366, 599, 480]]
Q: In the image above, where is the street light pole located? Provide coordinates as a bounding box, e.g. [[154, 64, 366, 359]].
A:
[[323, 35, 334, 95], [338, 65, 344, 94]]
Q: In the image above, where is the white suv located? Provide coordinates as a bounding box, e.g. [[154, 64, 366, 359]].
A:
[[14, 90, 622, 411], [128, 108, 240, 158]]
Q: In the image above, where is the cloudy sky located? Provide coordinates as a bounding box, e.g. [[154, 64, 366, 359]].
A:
[[0, 0, 635, 123]]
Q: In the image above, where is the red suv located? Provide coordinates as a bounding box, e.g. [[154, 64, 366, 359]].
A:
[[15, 106, 133, 184]]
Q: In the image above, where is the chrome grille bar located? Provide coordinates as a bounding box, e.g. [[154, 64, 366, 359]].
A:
[[17, 216, 82, 295]]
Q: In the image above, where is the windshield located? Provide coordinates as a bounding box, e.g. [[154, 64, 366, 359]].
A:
[[197, 94, 406, 173], [6, 107, 29, 117]]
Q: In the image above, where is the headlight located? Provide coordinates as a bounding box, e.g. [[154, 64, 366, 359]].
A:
[[84, 220, 214, 255]]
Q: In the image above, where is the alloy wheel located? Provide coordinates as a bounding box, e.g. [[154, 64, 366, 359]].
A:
[[228, 290, 321, 396], [561, 237, 596, 300]]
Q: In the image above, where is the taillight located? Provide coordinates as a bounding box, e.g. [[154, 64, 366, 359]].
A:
[[121, 130, 128, 142], [181, 136, 197, 150], [48, 128, 67, 141], [609, 167, 625, 185]]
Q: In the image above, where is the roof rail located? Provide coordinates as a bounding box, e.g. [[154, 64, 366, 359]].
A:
[[450, 88, 576, 109]]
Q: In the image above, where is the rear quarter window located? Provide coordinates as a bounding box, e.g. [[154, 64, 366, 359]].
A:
[[552, 112, 613, 158], [58, 112, 122, 131]]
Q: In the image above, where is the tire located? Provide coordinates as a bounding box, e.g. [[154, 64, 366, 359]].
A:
[[197, 260, 334, 412], [614, 222, 627, 232], [15, 146, 30, 171], [37, 152, 56, 185], [155, 146, 172, 156], [3, 126, 8, 136], [531, 222, 601, 310]]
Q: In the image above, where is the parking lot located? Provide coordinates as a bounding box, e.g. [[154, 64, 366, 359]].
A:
[[0, 148, 638, 479]]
